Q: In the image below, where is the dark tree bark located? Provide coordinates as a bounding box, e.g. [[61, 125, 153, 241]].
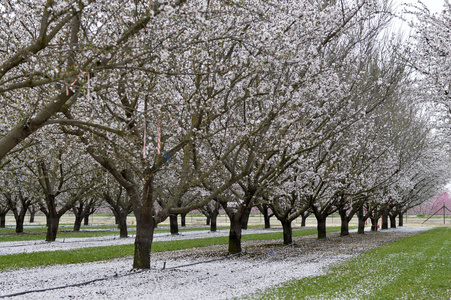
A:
[[241, 206, 251, 230], [5, 192, 31, 234], [181, 213, 187, 227], [339, 209, 350, 237], [381, 210, 389, 230], [0, 211, 7, 228], [281, 219, 293, 245], [316, 215, 327, 239], [28, 205, 37, 223], [398, 212, 404, 227], [104, 188, 132, 238], [301, 211, 312, 227], [228, 215, 242, 254], [169, 214, 179, 235], [206, 215, 211, 225], [257, 204, 273, 229], [389, 214, 396, 228], [370, 216, 378, 232], [210, 210, 219, 232], [84, 214, 89, 226]]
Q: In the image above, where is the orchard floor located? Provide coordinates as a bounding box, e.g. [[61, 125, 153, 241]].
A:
[[0, 226, 431, 300]]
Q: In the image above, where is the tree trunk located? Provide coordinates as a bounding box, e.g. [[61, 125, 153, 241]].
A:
[[381, 210, 389, 230], [210, 211, 218, 232], [46, 215, 60, 242], [398, 212, 404, 227], [84, 214, 89, 226], [357, 207, 365, 234], [29, 207, 36, 223], [170, 214, 179, 235], [241, 207, 251, 230], [281, 219, 293, 245], [301, 214, 308, 227], [74, 215, 82, 232], [132, 173, 156, 270], [389, 214, 396, 228], [228, 216, 242, 254], [0, 213, 6, 228], [133, 218, 155, 269], [370, 217, 378, 232], [316, 215, 327, 239], [118, 211, 128, 238], [181, 213, 187, 227], [339, 208, 349, 236], [206, 215, 211, 226], [15, 215, 25, 233]]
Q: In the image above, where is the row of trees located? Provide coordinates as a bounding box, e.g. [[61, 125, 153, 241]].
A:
[[1, 0, 450, 269]]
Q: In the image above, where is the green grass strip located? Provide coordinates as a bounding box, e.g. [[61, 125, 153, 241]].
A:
[[0, 227, 341, 271], [249, 227, 451, 300]]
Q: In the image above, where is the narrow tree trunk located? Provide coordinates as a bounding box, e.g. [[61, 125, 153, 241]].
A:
[[83, 214, 89, 226], [210, 211, 218, 232], [73, 215, 82, 232], [389, 214, 397, 228], [169, 214, 179, 235], [281, 219, 293, 245], [301, 214, 308, 227], [206, 215, 211, 226], [229, 216, 242, 254], [339, 208, 349, 236], [118, 211, 128, 238], [398, 212, 404, 227], [181, 213, 187, 227], [357, 207, 365, 234], [316, 215, 327, 239], [381, 210, 389, 230], [370, 217, 378, 232], [0, 213, 6, 228], [241, 208, 251, 230], [29, 209, 35, 223]]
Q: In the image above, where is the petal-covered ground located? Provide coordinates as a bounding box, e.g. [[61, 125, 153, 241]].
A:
[[0, 227, 431, 300]]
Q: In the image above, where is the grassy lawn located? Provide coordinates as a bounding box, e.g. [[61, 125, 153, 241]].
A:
[[249, 227, 451, 300], [0, 227, 342, 271]]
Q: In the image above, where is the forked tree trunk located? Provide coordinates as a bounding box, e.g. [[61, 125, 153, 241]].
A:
[[281, 219, 293, 245], [170, 214, 179, 235], [398, 212, 404, 227], [316, 215, 327, 239], [229, 216, 242, 254]]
